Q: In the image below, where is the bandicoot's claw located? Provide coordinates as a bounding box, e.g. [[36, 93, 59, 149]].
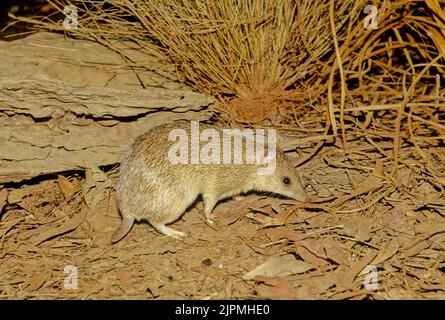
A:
[[205, 212, 217, 226]]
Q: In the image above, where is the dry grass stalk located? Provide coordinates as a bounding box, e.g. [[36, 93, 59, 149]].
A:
[[73, 1, 365, 95], [12, 0, 364, 116], [10, 0, 445, 182], [325, 0, 445, 180], [2, 1, 445, 300]]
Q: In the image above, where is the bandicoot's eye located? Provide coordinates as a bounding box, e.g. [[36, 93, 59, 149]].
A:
[[283, 177, 291, 185]]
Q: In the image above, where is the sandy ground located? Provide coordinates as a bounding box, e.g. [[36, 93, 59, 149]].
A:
[[1, 136, 444, 299]]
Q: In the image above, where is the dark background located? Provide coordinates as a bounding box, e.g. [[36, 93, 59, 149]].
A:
[[0, 0, 61, 40]]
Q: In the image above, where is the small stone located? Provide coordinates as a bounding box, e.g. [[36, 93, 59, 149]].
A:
[[202, 258, 213, 266]]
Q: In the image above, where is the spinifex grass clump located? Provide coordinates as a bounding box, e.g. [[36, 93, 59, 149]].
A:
[[119, 0, 363, 98], [23, 0, 365, 120], [14, 1, 444, 159]]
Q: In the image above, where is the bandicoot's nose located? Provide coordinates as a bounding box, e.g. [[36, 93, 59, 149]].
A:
[[293, 190, 309, 203]]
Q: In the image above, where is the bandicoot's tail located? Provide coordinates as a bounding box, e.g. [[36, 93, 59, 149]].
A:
[[111, 214, 134, 243]]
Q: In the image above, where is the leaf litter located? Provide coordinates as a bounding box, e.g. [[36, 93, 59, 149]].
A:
[[0, 132, 443, 299], [2, 0, 445, 299]]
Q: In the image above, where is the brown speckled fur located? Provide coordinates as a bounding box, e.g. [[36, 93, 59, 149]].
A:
[[112, 121, 307, 243]]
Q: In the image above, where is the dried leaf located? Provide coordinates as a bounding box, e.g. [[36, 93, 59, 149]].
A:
[[383, 209, 415, 235], [116, 271, 134, 290], [30, 210, 88, 245], [323, 240, 349, 265], [24, 270, 51, 292], [264, 226, 304, 242], [255, 283, 295, 300], [7, 188, 28, 204], [415, 221, 445, 235], [343, 217, 373, 242], [83, 165, 111, 209], [296, 245, 329, 267], [332, 175, 384, 208], [300, 239, 327, 259], [242, 254, 314, 280], [58, 176, 80, 200], [340, 249, 378, 288], [372, 239, 400, 265], [0, 216, 23, 239], [403, 240, 432, 258]]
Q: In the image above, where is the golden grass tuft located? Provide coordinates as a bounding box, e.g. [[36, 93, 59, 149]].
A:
[[3, 1, 445, 299], [11, 0, 445, 180], [13, 0, 364, 112]]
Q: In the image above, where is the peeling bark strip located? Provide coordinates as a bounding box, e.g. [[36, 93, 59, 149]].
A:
[[0, 32, 215, 183]]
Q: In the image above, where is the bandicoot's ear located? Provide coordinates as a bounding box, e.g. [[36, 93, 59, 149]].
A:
[[264, 153, 276, 164]]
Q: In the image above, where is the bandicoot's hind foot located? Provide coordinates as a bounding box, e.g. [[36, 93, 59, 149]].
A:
[[111, 215, 135, 243], [204, 211, 217, 226], [153, 224, 186, 240]]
